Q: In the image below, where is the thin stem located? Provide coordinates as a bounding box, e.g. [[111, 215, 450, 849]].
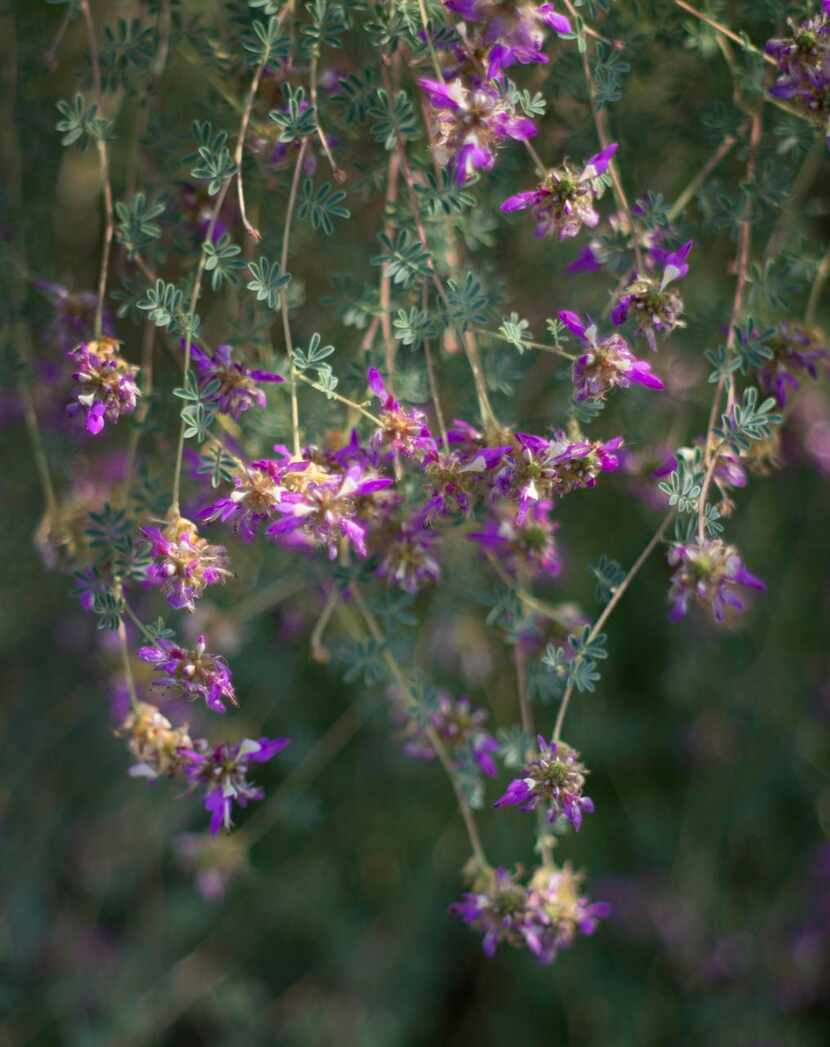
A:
[[379, 73, 402, 384], [485, 552, 574, 629], [672, 0, 776, 66], [351, 584, 489, 868], [169, 180, 231, 515], [80, 0, 115, 339], [806, 247, 830, 327], [668, 134, 736, 222], [122, 321, 156, 505], [122, 600, 157, 643], [118, 617, 140, 712], [523, 139, 546, 178], [44, 3, 73, 70], [697, 109, 761, 540], [309, 50, 339, 178], [475, 327, 576, 360], [294, 369, 383, 426], [553, 513, 673, 741], [564, 0, 643, 271], [280, 140, 308, 456], [424, 288, 450, 452], [513, 645, 533, 739], [417, 0, 444, 82], [310, 586, 339, 662], [235, 56, 270, 241]]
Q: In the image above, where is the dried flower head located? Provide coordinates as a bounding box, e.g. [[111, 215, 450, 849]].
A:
[[117, 701, 192, 779]]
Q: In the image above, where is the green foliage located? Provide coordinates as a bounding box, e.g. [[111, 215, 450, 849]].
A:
[[55, 93, 113, 148], [268, 85, 317, 141], [298, 179, 350, 235], [100, 18, 158, 92], [590, 554, 626, 604], [591, 44, 631, 109], [372, 229, 432, 289], [137, 279, 184, 330], [197, 445, 239, 488], [172, 370, 219, 443], [202, 234, 246, 291], [443, 271, 490, 333], [246, 256, 291, 309], [302, 0, 348, 52], [415, 168, 476, 217], [190, 122, 237, 196], [242, 15, 290, 65], [115, 194, 165, 260], [368, 89, 419, 150], [498, 313, 532, 353], [715, 386, 782, 453], [393, 307, 435, 349]]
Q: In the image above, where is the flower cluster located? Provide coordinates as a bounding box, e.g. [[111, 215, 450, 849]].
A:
[[418, 77, 537, 184], [758, 322, 828, 408], [612, 241, 693, 351], [495, 736, 594, 830], [144, 516, 232, 611], [450, 863, 609, 963], [138, 633, 237, 714], [501, 144, 617, 240], [399, 691, 499, 777], [667, 539, 765, 623], [559, 310, 664, 401], [66, 338, 140, 435], [765, 7, 830, 149], [180, 736, 290, 834], [118, 703, 289, 833], [446, 1, 572, 79], [191, 342, 284, 420]]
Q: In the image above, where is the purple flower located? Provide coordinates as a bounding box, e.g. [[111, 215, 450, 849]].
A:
[[667, 538, 765, 622], [612, 241, 693, 351], [144, 516, 232, 611], [501, 144, 617, 240], [191, 342, 283, 420], [367, 368, 437, 460], [200, 459, 285, 541], [493, 430, 624, 521], [36, 279, 113, 353], [66, 337, 140, 435], [468, 498, 562, 578], [559, 310, 665, 400], [377, 520, 442, 594], [758, 321, 829, 408], [180, 736, 290, 833], [495, 735, 594, 829], [266, 463, 394, 560], [399, 691, 499, 777], [450, 862, 608, 963], [765, 13, 830, 147], [138, 634, 237, 714], [445, 1, 572, 78], [418, 77, 536, 184]]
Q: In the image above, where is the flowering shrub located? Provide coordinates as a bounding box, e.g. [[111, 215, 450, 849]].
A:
[[5, 0, 830, 1006]]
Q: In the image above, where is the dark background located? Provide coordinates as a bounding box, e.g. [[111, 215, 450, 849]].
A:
[[2, 1, 830, 1044]]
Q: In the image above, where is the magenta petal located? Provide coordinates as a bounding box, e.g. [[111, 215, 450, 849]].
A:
[[558, 310, 586, 339], [500, 190, 541, 213], [630, 361, 665, 390]]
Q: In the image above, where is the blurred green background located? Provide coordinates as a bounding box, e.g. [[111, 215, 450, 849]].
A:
[[2, 1, 830, 1044]]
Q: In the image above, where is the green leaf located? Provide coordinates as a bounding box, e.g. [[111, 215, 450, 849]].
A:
[[298, 179, 350, 236], [246, 256, 291, 309]]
